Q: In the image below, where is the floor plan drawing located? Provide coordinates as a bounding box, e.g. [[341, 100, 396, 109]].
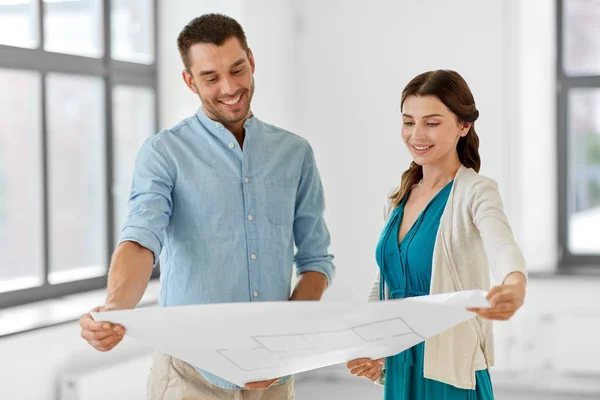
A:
[[92, 289, 489, 386], [218, 316, 424, 372]]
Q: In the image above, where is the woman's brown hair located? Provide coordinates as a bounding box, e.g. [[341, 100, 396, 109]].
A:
[[391, 70, 481, 208]]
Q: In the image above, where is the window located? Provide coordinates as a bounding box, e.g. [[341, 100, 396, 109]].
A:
[[112, 85, 155, 244], [0, 0, 158, 309], [0, 69, 44, 293], [43, 0, 104, 58], [0, 0, 39, 49], [558, 0, 600, 266]]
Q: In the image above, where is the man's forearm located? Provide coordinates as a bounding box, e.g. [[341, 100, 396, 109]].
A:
[[105, 241, 154, 309], [290, 271, 328, 301]]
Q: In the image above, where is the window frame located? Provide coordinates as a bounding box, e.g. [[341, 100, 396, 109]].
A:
[[557, 0, 600, 270], [0, 0, 159, 309]]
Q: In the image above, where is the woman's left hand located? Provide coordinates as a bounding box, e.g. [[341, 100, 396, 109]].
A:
[[467, 272, 526, 320]]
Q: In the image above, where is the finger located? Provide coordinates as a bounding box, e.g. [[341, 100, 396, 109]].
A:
[[89, 332, 120, 349], [112, 324, 126, 336], [475, 309, 513, 321], [244, 378, 278, 390], [364, 367, 381, 381], [359, 366, 380, 378], [79, 312, 109, 331], [88, 308, 126, 333], [81, 329, 116, 341], [489, 291, 518, 308], [244, 383, 271, 390], [351, 366, 368, 375], [484, 300, 519, 315], [351, 366, 371, 376], [81, 316, 114, 332], [100, 335, 125, 352], [346, 359, 372, 369], [96, 335, 123, 351], [489, 301, 518, 313], [486, 285, 503, 300]]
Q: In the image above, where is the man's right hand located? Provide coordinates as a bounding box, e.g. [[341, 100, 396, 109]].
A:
[[79, 304, 126, 352]]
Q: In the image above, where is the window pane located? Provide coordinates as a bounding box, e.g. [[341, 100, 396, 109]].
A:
[[568, 89, 600, 254], [111, 0, 154, 64], [112, 85, 155, 244], [0, 0, 39, 48], [563, 0, 600, 76], [0, 69, 44, 293], [46, 74, 107, 283], [43, 0, 103, 58]]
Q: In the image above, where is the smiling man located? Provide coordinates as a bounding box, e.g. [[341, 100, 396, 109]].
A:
[[78, 14, 334, 400]]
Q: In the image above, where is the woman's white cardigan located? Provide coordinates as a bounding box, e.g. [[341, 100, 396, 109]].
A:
[[369, 165, 527, 390]]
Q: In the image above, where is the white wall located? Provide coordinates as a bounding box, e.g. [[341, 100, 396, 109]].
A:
[[295, 0, 520, 302]]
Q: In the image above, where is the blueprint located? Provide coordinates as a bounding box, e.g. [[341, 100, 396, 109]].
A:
[[91, 290, 489, 387]]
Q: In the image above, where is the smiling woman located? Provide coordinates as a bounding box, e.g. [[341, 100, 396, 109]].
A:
[[392, 70, 481, 208], [347, 70, 527, 400]]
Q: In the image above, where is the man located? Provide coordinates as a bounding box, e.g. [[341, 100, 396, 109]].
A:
[[79, 13, 334, 400]]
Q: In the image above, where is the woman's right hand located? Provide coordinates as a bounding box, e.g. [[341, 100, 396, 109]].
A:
[[346, 358, 384, 381]]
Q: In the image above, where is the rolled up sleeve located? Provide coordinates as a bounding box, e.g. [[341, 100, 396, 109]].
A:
[[118, 134, 174, 264], [293, 143, 335, 286]]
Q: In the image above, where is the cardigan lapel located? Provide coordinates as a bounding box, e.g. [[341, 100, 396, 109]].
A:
[[429, 165, 469, 294]]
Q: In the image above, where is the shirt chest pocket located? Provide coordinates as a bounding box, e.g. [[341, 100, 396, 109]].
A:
[[263, 175, 298, 226]]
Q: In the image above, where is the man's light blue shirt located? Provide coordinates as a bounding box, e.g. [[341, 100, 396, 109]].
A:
[[118, 108, 335, 389]]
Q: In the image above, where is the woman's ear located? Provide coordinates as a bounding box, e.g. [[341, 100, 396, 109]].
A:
[[460, 121, 471, 137]]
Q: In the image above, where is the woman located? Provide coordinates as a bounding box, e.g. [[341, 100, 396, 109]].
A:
[[346, 70, 527, 399]]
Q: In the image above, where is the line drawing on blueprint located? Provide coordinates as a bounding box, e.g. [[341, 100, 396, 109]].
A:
[[217, 316, 426, 372]]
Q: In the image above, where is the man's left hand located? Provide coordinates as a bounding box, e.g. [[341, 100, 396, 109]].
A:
[[244, 378, 280, 390]]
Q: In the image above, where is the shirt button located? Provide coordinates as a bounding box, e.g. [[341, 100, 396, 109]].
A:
[[253, 291, 259, 298], [228, 143, 235, 149], [215, 122, 223, 129], [248, 215, 253, 221], [251, 254, 256, 260], [244, 177, 249, 183]]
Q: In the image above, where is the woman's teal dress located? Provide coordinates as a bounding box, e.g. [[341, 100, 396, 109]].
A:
[[375, 181, 494, 400]]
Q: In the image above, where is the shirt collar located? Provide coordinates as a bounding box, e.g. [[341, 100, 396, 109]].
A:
[[195, 106, 256, 134]]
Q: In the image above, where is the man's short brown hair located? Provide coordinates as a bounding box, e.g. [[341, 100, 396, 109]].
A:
[[177, 13, 249, 70]]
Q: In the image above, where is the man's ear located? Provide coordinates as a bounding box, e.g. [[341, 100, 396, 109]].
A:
[[247, 49, 255, 74], [182, 69, 199, 94]]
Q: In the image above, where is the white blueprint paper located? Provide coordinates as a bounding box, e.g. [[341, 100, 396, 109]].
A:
[[91, 290, 489, 387]]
